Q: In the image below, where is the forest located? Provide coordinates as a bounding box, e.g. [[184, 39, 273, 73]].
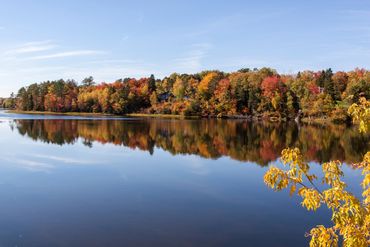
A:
[[3, 67, 370, 122]]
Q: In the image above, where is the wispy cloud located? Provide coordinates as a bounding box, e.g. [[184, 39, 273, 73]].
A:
[[341, 9, 370, 16], [137, 13, 144, 23], [14, 159, 53, 170], [210, 57, 267, 70], [32, 154, 96, 165], [26, 50, 105, 60], [0, 157, 54, 172], [174, 43, 212, 71], [13, 44, 56, 54], [6, 40, 57, 55], [18, 66, 67, 73], [2, 41, 106, 61], [183, 156, 209, 175], [183, 12, 285, 39], [86, 59, 139, 65]]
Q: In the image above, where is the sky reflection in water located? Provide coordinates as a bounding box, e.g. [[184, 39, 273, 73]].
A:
[[0, 113, 367, 247]]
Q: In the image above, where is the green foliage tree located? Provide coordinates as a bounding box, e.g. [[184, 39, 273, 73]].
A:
[[81, 76, 95, 87], [173, 77, 186, 99]]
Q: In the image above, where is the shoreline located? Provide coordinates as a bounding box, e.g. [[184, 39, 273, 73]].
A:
[[6, 110, 194, 119], [6, 110, 117, 117], [5, 110, 348, 125]]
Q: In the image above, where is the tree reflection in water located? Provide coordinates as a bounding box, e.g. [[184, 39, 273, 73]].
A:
[[13, 119, 370, 166]]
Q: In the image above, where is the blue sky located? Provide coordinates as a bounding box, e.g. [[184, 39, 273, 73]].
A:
[[0, 0, 370, 97]]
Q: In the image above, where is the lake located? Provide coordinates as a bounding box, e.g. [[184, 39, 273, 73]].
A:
[[0, 110, 368, 247]]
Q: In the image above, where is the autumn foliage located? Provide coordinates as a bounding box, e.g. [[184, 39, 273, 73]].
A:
[[264, 98, 370, 246], [7, 67, 370, 121]]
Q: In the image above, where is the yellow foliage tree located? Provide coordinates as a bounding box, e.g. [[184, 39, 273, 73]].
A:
[[348, 97, 370, 133], [264, 97, 370, 247], [197, 72, 220, 100]]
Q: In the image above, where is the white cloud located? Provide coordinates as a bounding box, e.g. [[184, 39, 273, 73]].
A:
[[18, 66, 67, 73], [6, 40, 57, 55], [0, 40, 111, 96], [173, 43, 212, 71], [209, 57, 267, 70], [86, 59, 139, 65], [32, 154, 97, 165], [12, 45, 56, 54], [0, 157, 54, 172], [14, 159, 53, 169], [25, 50, 105, 60]]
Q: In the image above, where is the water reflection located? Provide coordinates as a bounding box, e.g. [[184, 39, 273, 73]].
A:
[[13, 119, 370, 166], [0, 116, 366, 247]]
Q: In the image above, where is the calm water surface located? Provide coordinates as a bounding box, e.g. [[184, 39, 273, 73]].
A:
[[0, 110, 368, 247]]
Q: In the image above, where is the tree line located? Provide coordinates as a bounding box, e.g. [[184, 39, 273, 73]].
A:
[[4, 68, 370, 121]]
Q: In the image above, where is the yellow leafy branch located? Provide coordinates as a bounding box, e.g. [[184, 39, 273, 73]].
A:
[[263, 97, 370, 247]]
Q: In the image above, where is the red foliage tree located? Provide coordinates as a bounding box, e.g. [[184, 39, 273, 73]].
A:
[[261, 76, 284, 98]]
